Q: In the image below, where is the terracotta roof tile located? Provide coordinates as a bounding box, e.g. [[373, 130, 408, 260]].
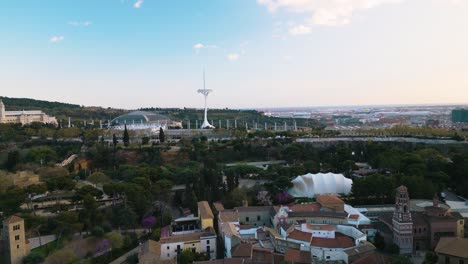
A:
[[3, 215, 23, 224], [435, 237, 468, 259], [213, 202, 225, 212], [219, 210, 239, 223], [287, 230, 312, 243], [310, 233, 355, 248], [284, 249, 312, 264], [290, 203, 321, 212], [232, 243, 253, 258], [316, 195, 344, 205], [198, 201, 214, 219]]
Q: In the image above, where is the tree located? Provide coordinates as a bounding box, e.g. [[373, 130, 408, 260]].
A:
[[388, 243, 400, 255], [112, 134, 118, 148], [5, 150, 20, 171], [159, 127, 165, 143], [105, 232, 124, 249], [0, 186, 26, 215], [373, 232, 385, 251], [22, 252, 44, 264], [423, 251, 438, 264], [123, 125, 130, 147], [88, 172, 112, 185]]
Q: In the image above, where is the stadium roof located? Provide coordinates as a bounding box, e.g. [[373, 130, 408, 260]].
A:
[[111, 111, 169, 124]]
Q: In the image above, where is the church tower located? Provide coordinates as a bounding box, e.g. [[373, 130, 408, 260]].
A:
[[392, 185, 413, 255], [2, 216, 30, 264], [0, 99, 5, 123]]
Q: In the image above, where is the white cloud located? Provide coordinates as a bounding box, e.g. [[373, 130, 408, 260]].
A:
[[289, 24, 311, 35], [50, 36, 64, 43], [134, 0, 144, 8], [193, 43, 218, 53], [227, 53, 240, 61], [68, 21, 92, 27], [257, 0, 404, 27], [194, 43, 204, 50]]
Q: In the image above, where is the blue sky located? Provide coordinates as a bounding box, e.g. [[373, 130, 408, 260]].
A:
[[1, 0, 468, 109]]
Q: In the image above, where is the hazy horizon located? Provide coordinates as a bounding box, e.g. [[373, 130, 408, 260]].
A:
[[1, 0, 468, 109]]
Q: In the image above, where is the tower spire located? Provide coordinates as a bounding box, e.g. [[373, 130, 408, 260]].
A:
[[197, 70, 215, 129]]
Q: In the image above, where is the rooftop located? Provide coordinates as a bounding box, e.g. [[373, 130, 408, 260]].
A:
[[198, 201, 214, 219], [310, 233, 355, 249], [287, 229, 312, 242], [435, 237, 468, 259], [289, 203, 321, 212], [284, 249, 311, 264], [232, 243, 253, 258], [316, 194, 345, 205], [213, 202, 225, 212], [219, 210, 239, 223], [160, 229, 216, 244], [3, 215, 24, 225]]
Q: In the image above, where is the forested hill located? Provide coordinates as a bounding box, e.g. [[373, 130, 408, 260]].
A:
[[0, 96, 125, 120], [0, 96, 323, 128], [1, 96, 80, 110]]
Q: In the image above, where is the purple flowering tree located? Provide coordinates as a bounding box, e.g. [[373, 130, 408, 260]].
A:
[[275, 192, 293, 205], [142, 216, 157, 232]]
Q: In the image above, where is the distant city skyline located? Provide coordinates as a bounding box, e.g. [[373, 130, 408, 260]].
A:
[[1, 0, 468, 109]]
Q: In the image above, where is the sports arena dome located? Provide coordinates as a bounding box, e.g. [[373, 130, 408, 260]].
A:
[[112, 111, 169, 125], [289, 172, 353, 198]]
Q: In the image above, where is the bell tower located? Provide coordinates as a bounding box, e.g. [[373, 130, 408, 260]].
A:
[[0, 99, 5, 123], [392, 185, 413, 254]]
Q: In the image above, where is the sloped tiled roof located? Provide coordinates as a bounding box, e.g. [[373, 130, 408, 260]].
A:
[[219, 210, 239, 223], [435, 237, 468, 259], [284, 249, 312, 264], [4, 215, 23, 225], [316, 194, 344, 205], [198, 201, 214, 219], [287, 230, 312, 243], [310, 233, 354, 248], [213, 202, 225, 212], [232, 243, 253, 258], [290, 203, 321, 212]]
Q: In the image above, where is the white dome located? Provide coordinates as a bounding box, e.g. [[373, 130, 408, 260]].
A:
[[289, 173, 352, 198]]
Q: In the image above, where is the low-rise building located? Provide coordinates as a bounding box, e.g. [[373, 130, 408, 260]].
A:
[[434, 237, 468, 264], [159, 228, 217, 261], [198, 201, 215, 230], [0, 100, 57, 125]]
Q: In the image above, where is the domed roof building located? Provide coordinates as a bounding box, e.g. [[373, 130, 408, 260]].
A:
[[289, 173, 353, 198], [112, 111, 169, 125]]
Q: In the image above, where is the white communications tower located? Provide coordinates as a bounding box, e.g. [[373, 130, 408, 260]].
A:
[[197, 71, 215, 129]]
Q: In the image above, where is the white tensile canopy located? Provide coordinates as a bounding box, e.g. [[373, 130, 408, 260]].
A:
[[289, 172, 353, 198]]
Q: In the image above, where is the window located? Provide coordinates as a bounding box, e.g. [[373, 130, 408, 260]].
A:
[[15, 235, 20, 241], [326, 256, 331, 260], [323, 220, 326, 224], [207, 240, 210, 245], [167, 253, 170, 257], [17, 245, 19, 249], [445, 256, 450, 264], [459, 260, 464, 264], [13, 225, 20, 231], [167, 246, 170, 250], [192, 248, 196, 253], [257, 215, 261, 221], [246, 217, 250, 222]]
